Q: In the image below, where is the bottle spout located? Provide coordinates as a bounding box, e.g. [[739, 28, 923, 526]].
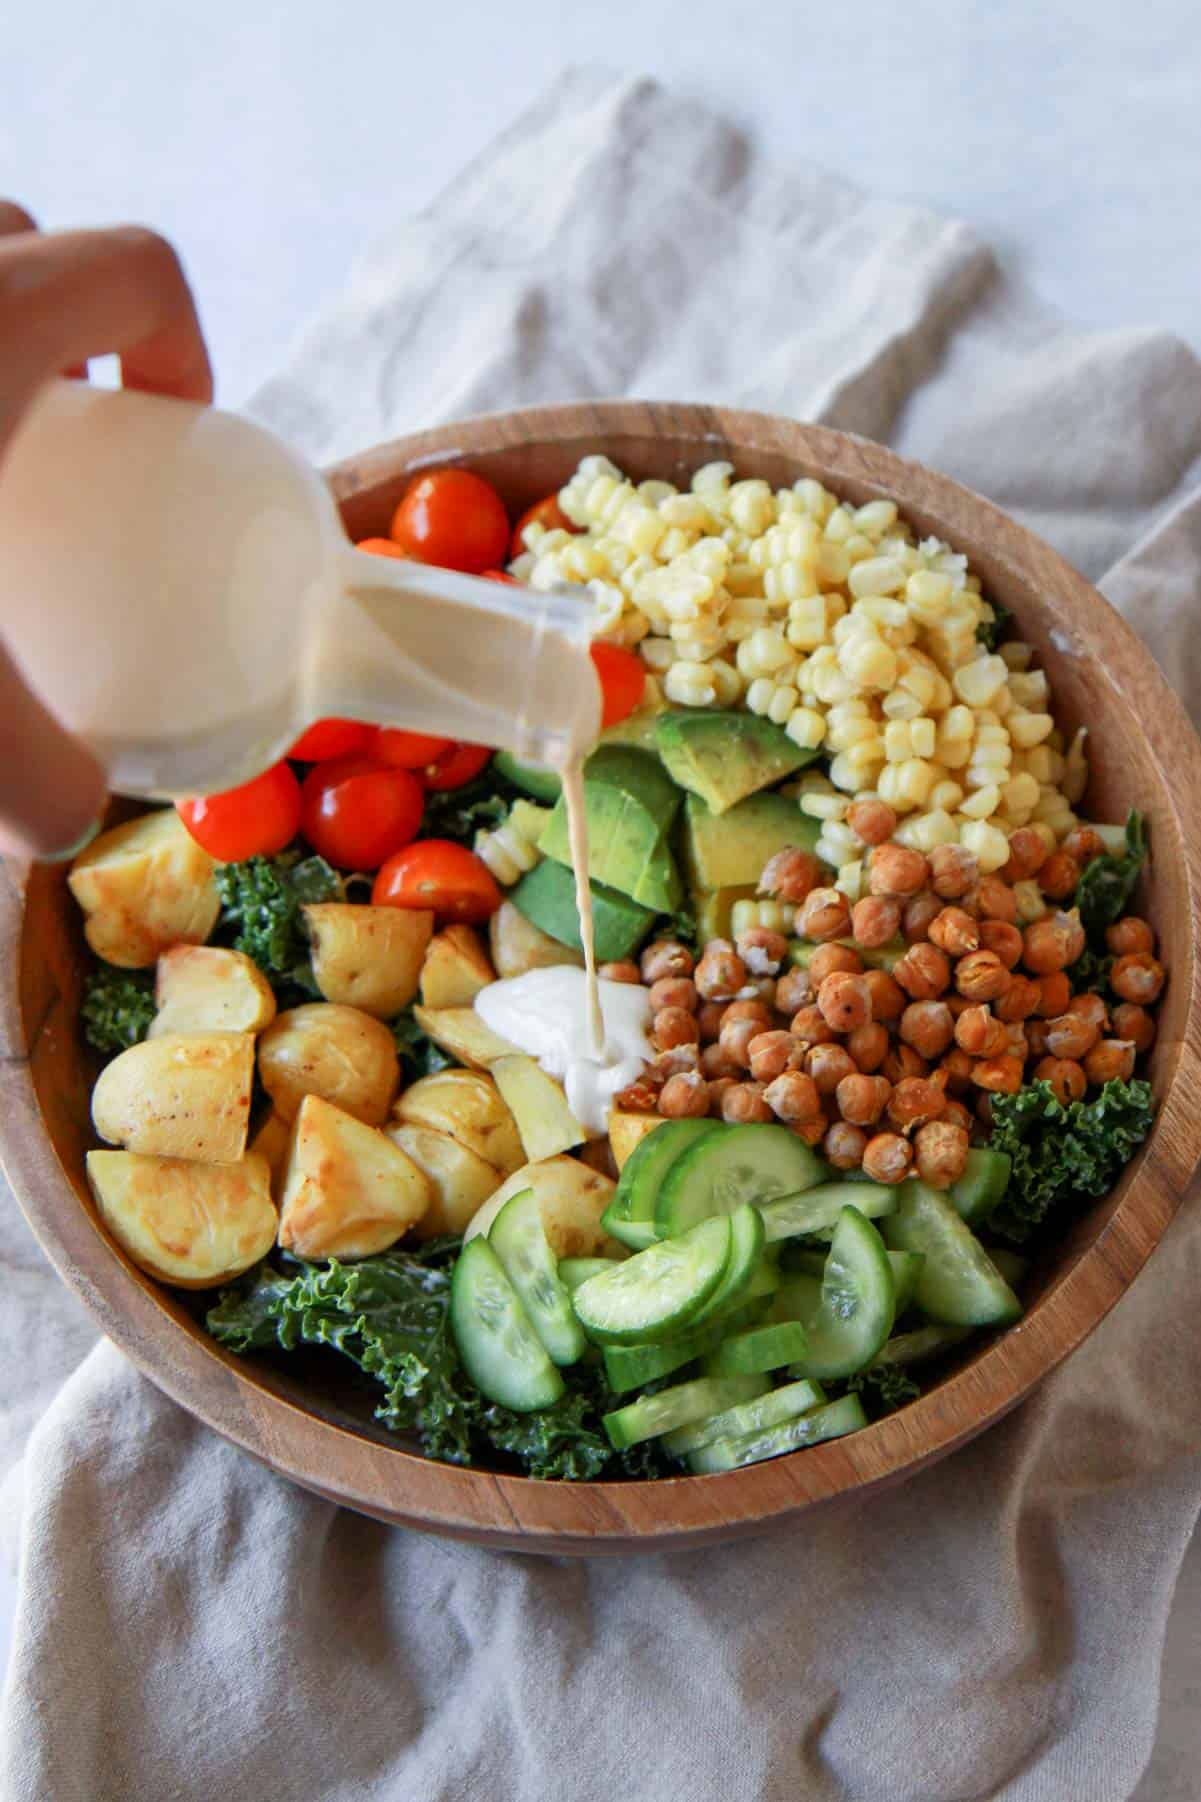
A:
[[320, 546, 603, 769]]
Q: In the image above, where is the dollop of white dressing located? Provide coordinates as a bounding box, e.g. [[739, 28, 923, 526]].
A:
[[474, 967, 653, 1136]]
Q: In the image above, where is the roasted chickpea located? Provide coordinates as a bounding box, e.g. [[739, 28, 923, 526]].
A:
[[700, 1041, 742, 1081], [720, 1080, 774, 1124], [1023, 911, 1085, 976], [649, 976, 699, 1014], [902, 891, 943, 943], [1038, 850, 1080, 901], [954, 1005, 1008, 1057], [793, 1113, 830, 1147], [1111, 1002, 1156, 1053], [1111, 952, 1166, 1006], [846, 798, 898, 847], [763, 1069, 822, 1123], [929, 906, 980, 957], [1001, 826, 1049, 882], [599, 961, 641, 984], [955, 949, 1011, 1002], [817, 970, 872, 1033], [939, 1047, 976, 1093], [1004, 1022, 1029, 1062], [994, 975, 1042, 1022], [1044, 1012, 1100, 1059], [869, 843, 930, 899], [849, 894, 900, 951], [1032, 1055, 1087, 1105], [697, 1001, 730, 1045], [759, 847, 824, 902], [658, 1071, 710, 1118], [970, 1055, 1024, 1094], [823, 1120, 867, 1169], [1025, 1017, 1052, 1060], [900, 1000, 954, 1059], [798, 886, 853, 943], [748, 1029, 803, 1082], [735, 927, 791, 975], [722, 1017, 768, 1070], [655, 1046, 701, 1078], [1067, 991, 1109, 1032], [882, 1042, 929, 1084], [789, 1004, 838, 1048], [1035, 971, 1072, 1017], [864, 969, 906, 1023], [707, 1077, 737, 1115], [775, 966, 813, 1016], [1106, 916, 1155, 958], [640, 939, 694, 983], [945, 992, 973, 1017], [1084, 1039, 1137, 1085], [835, 1072, 892, 1126], [615, 1075, 662, 1112], [806, 1042, 857, 1096], [847, 1021, 889, 1073], [943, 1097, 974, 1133], [894, 941, 952, 1000], [808, 943, 863, 984], [653, 1006, 701, 1051], [723, 997, 773, 1028], [968, 875, 1019, 924], [1062, 826, 1105, 865], [695, 944, 749, 1000], [887, 1076, 946, 1132], [862, 1131, 915, 1184], [978, 920, 1023, 969], [913, 1119, 970, 1189], [929, 842, 980, 899]]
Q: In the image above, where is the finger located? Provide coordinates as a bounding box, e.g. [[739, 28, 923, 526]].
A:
[[0, 642, 106, 860], [0, 201, 37, 237]]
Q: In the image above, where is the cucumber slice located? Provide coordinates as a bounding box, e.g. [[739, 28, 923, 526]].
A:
[[605, 1117, 719, 1247], [687, 1394, 869, 1474], [759, 1180, 896, 1245], [662, 1377, 827, 1459], [558, 1257, 615, 1294], [874, 1322, 972, 1366], [489, 1187, 587, 1366], [601, 1214, 659, 1253], [600, 1298, 766, 1394], [603, 1373, 767, 1450], [802, 1206, 896, 1380], [767, 1273, 822, 1326], [883, 1180, 1023, 1327], [948, 1148, 1012, 1225], [705, 1319, 809, 1377], [889, 1249, 925, 1315], [449, 1238, 566, 1412], [655, 1122, 824, 1236], [689, 1203, 766, 1323], [571, 1215, 732, 1345], [986, 1246, 1028, 1288]]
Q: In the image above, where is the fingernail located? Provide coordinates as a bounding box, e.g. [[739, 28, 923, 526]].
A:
[[41, 814, 105, 864]]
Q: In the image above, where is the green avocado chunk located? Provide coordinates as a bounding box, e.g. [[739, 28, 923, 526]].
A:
[[656, 710, 819, 813], [681, 791, 822, 893], [536, 744, 683, 912], [509, 860, 658, 963]]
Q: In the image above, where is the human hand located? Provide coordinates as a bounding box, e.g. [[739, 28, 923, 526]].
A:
[[0, 202, 212, 859]]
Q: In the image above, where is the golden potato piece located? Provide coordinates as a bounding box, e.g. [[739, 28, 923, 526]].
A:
[[305, 903, 433, 1018], [92, 1032, 254, 1163], [68, 809, 220, 968], [464, 1156, 618, 1258], [149, 944, 276, 1039], [491, 1054, 586, 1161], [258, 1002, 399, 1126], [579, 1138, 620, 1181], [87, 1149, 276, 1288], [249, 1110, 291, 1197], [411, 1005, 518, 1070], [608, 1109, 665, 1171], [392, 1068, 523, 1177], [419, 925, 496, 1008], [488, 902, 583, 981], [386, 1122, 500, 1239], [278, 1094, 430, 1259]]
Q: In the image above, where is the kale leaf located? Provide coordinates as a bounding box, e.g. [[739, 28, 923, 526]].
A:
[[418, 764, 522, 847], [1074, 811, 1147, 940], [81, 965, 156, 1055], [666, 906, 699, 952], [392, 1007, 455, 1082], [987, 1077, 1155, 1243], [215, 849, 341, 993], [1066, 945, 1114, 997], [846, 1363, 921, 1419], [976, 602, 1013, 652]]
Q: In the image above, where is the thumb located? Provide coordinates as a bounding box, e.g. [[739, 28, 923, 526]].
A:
[[0, 640, 106, 859]]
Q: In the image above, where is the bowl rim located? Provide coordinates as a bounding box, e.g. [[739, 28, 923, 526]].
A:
[[5, 397, 1201, 1554]]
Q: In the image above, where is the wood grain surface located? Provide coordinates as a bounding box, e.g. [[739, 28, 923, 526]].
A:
[[4, 400, 1201, 1554]]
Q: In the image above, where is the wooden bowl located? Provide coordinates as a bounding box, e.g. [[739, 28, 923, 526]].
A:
[[4, 401, 1201, 1556]]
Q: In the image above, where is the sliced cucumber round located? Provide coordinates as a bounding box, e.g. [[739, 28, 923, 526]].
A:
[[662, 1376, 827, 1460], [766, 1272, 823, 1327], [655, 1123, 824, 1237], [603, 1372, 767, 1451], [801, 1206, 896, 1381], [600, 1296, 768, 1395], [883, 1180, 1023, 1327], [705, 1319, 810, 1377], [690, 1202, 766, 1324], [571, 1214, 733, 1345], [888, 1249, 925, 1316], [557, 1257, 616, 1294], [687, 1394, 868, 1475], [948, 1147, 1012, 1225], [489, 1187, 586, 1367], [873, 1322, 972, 1367], [759, 1180, 896, 1245], [449, 1238, 566, 1412], [603, 1117, 719, 1249]]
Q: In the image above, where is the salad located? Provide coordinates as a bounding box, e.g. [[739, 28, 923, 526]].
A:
[[69, 455, 1163, 1482]]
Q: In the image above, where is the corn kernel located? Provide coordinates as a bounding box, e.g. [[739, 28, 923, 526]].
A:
[[785, 706, 828, 751], [1063, 726, 1089, 804], [799, 788, 849, 821], [664, 661, 717, 707], [881, 688, 923, 721], [1012, 879, 1048, 925], [639, 636, 675, 673], [909, 717, 937, 759], [709, 659, 744, 708], [836, 859, 865, 902], [786, 593, 828, 650], [839, 634, 898, 691], [959, 819, 1011, 873], [1007, 669, 1049, 709], [1000, 641, 1034, 671], [1008, 710, 1055, 749], [896, 758, 936, 808], [1002, 772, 1041, 815], [766, 684, 798, 725], [816, 541, 851, 587], [960, 783, 1002, 820], [848, 556, 907, 599], [952, 654, 1009, 708]]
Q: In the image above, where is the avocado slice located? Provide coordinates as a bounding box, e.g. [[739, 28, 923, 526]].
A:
[[538, 783, 682, 914], [581, 744, 681, 834], [492, 751, 562, 804], [598, 699, 668, 755], [656, 710, 820, 813], [681, 791, 822, 893], [494, 720, 671, 802], [510, 860, 657, 964]]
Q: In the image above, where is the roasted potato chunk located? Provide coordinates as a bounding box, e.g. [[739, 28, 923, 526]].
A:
[[258, 1002, 399, 1125], [464, 1156, 618, 1258], [488, 902, 583, 981], [385, 1122, 500, 1238], [92, 1032, 254, 1163], [419, 925, 496, 1008], [305, 903, 433, 1018], [608, 1109, 665, 1171], [277, 1094, 430, 1259], [149, 944, 276, 1038], [249, 1110, 291, 1196], [87, 1149, 276, 1287], [68, 809, 220, 968], [392, 1068, 523, 1177], [411, 1005, 517, 1070], [491, 1054, 586, 1160]]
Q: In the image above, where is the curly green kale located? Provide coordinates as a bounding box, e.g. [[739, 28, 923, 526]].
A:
[[1066, 945, 1114, 997], [987, 1077, 1155, 1243], [976, 602, 1013, 652], [1075, 811, 1147, 940], [418, 765, 522, 847], [391, 1007, 454, 1082], [81, 965, 156, 1055], [846, 1363, 921, 1419], [215, 850, 341, 994]]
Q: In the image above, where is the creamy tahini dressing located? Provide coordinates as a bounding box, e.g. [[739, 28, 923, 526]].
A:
[[475, 967, 653, 1136], [562, 762, 606, 1058]]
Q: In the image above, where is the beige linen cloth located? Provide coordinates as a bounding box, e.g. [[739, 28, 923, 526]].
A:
[[4, 69, 1201, 1802]]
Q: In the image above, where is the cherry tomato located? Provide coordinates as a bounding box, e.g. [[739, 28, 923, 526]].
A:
[[177, 762, 301, 862], [509, 494, 576, 560], [390, 469, 510, 574], [356, 537, 408, 559], [299, 756, 424, 871], [420, 741, 493, 790], [590, 641, 646, 729], [372, 727, 455, 769], [481, 569, 518, 584], [288, 718, 374, 762], [374, 840, 502, 924]]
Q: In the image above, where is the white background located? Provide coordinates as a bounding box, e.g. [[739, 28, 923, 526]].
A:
[[2, 5, 1200, 1795]]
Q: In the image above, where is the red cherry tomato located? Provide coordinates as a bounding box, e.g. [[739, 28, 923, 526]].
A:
[[356, 537, 408, 559], [372, 727, 455, 769], [288, 718, 374, 762], [299, 757, 424, 871], [420, 741, 493, 791], [589, 641, 646, 729], [481, 569, 518, 584], [177, 762, 301, 862], [389, 469, 510, 574], [373, 840, 502, 924], [510, 494, 577, 560]]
